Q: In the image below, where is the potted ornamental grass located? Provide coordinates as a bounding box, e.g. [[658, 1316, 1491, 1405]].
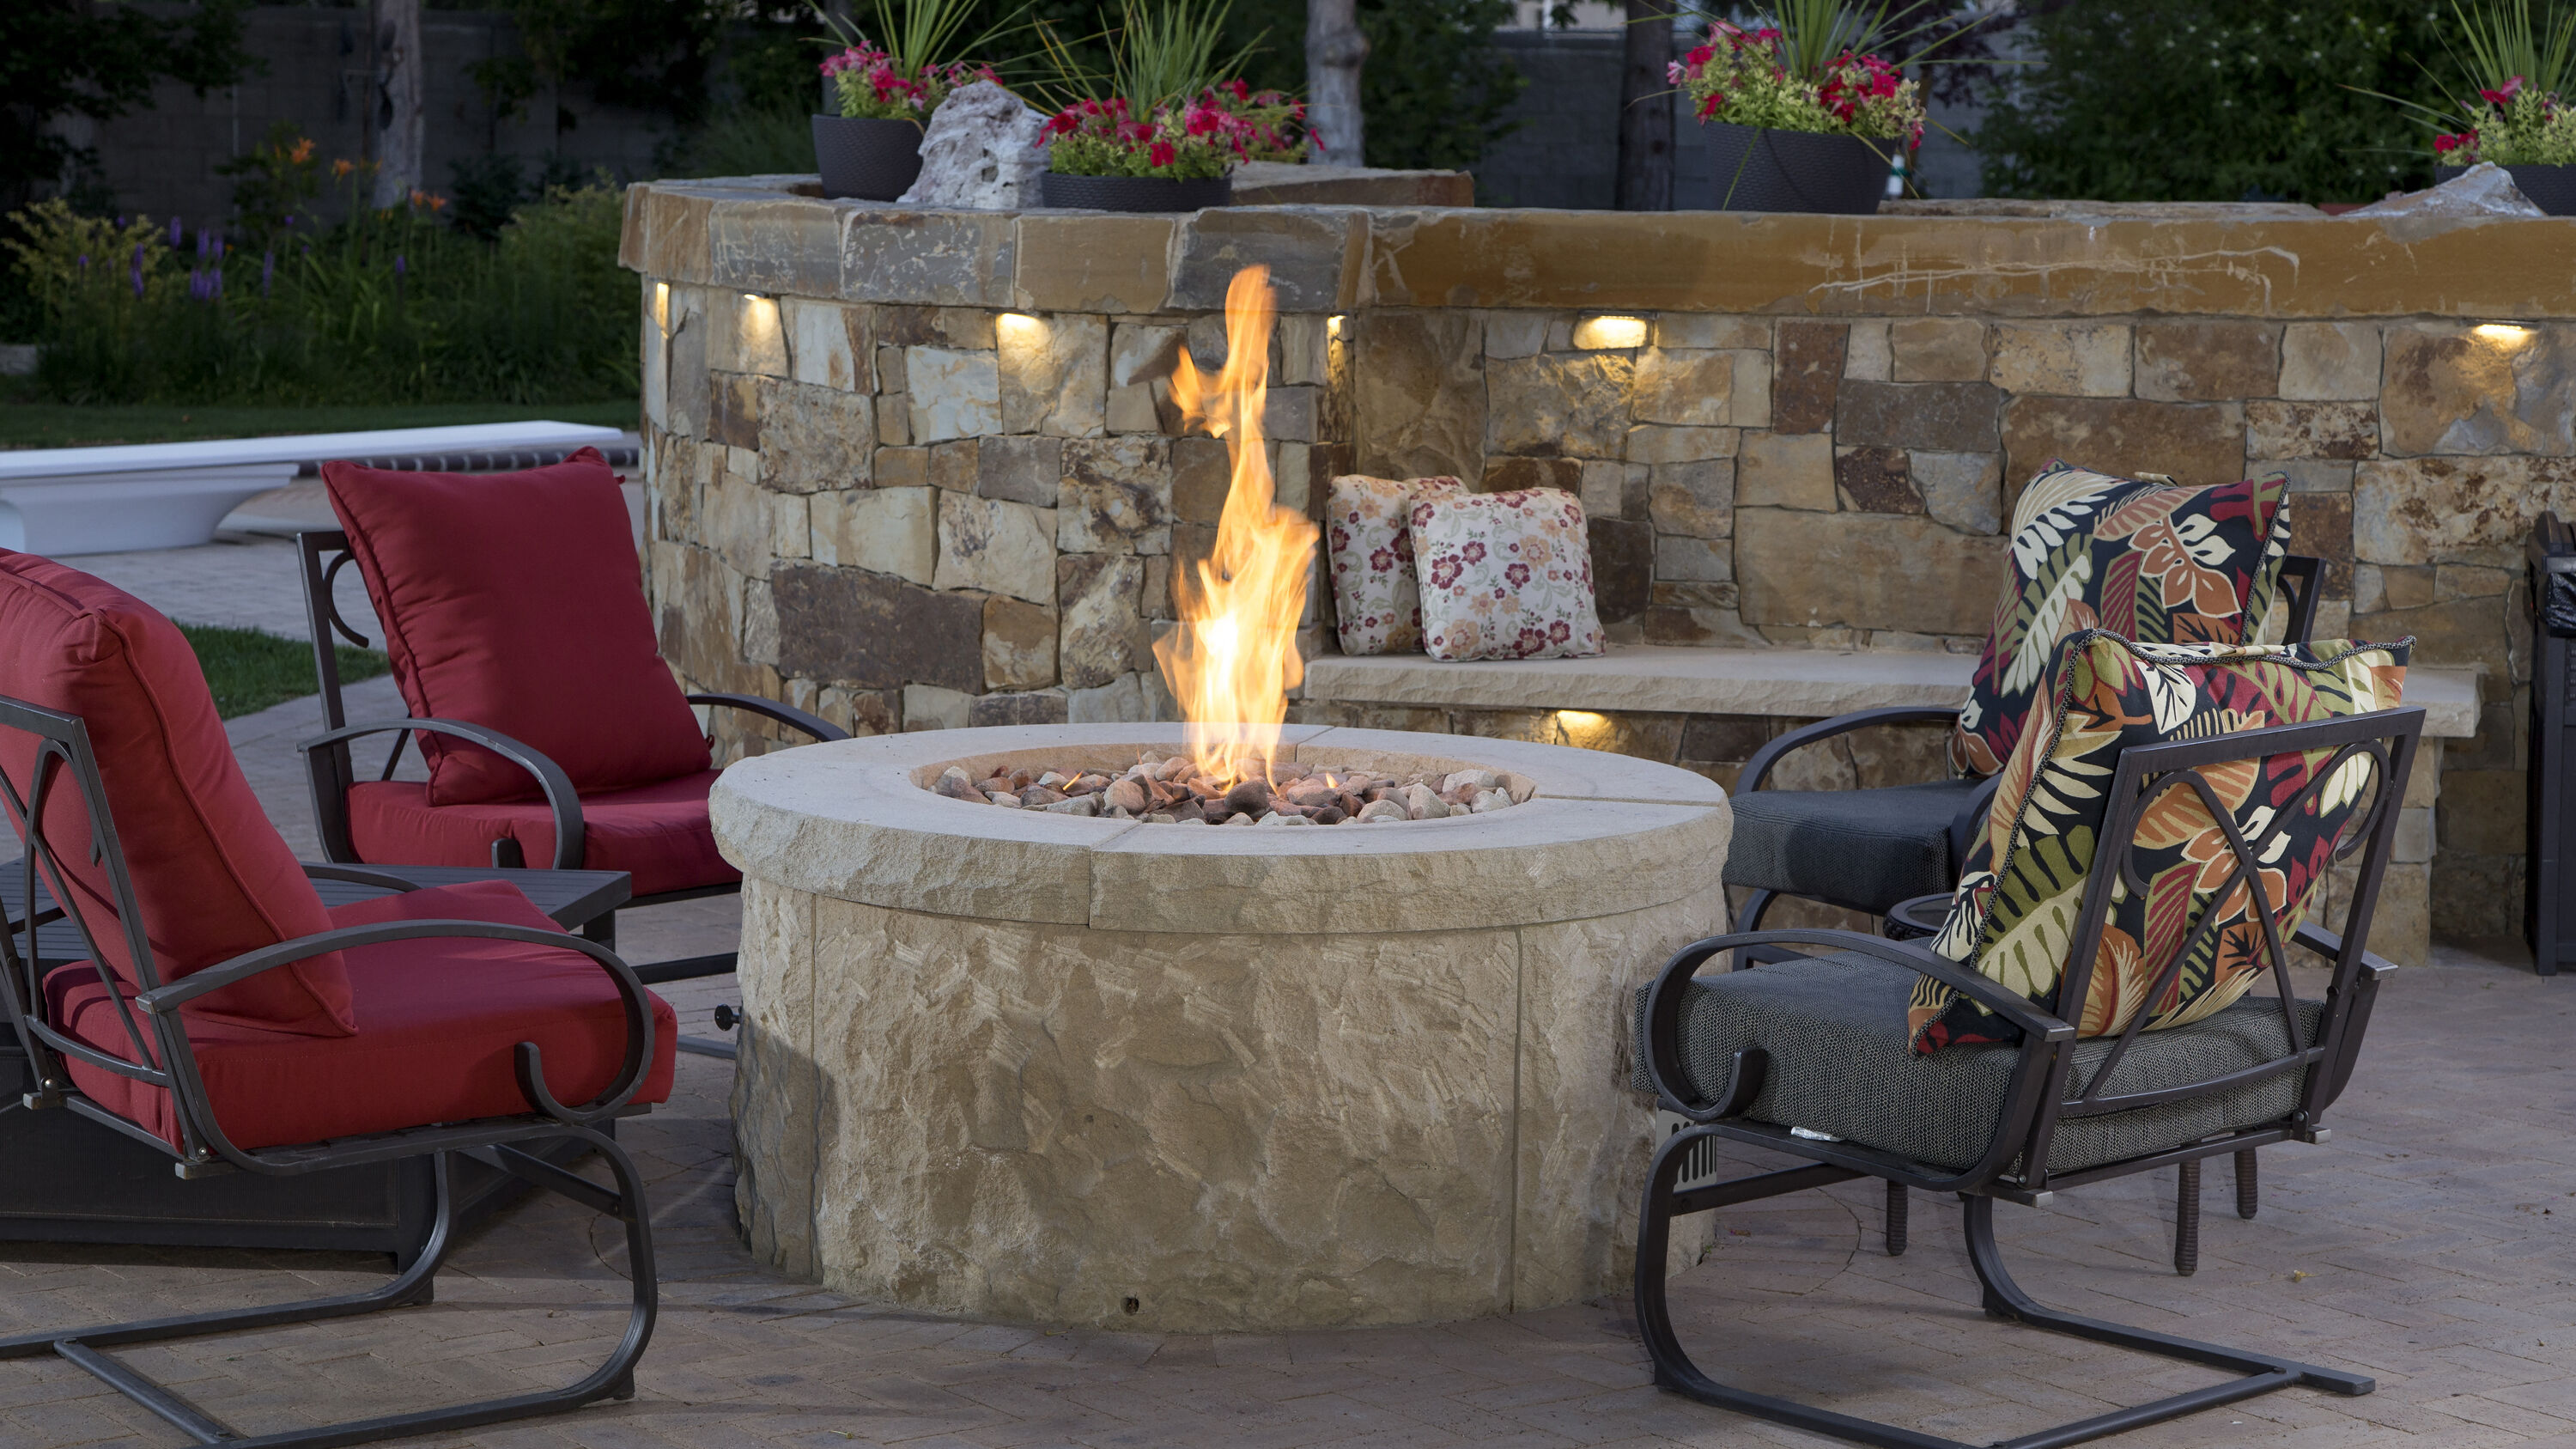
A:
[[810, 0, 1003, 200], [1672, 1, 1939, 214], [1035, 0, 1309, 212], [2422, 0, 2576, 213]]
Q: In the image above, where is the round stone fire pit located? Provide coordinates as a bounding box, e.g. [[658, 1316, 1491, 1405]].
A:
[[710, 722, 1730, 1332]]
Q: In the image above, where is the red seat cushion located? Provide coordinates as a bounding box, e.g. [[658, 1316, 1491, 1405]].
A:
[[322, 448, 710, 807], [0, 551, 354, 1036], [49, 880, 677, 1152], [346, 770, 738, 898]]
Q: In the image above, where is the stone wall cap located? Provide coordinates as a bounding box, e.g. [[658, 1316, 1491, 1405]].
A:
[[709, 722, 1728, 931], [1298, 644, 1972, 719], [2406, 665, 2478, 739]]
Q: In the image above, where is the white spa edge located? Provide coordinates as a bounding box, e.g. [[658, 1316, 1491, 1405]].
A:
[[709, 722, 1734, 935]]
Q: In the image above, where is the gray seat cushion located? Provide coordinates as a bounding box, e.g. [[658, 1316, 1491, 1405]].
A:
[[1631, 953, 2322, 1175], [1722, 778, 1980, 916]]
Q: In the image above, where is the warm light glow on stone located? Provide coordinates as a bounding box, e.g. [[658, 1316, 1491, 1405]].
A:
[[1327, 314, 1346, 338], [998, 312, 1047, 341], [2475, 322, 2535, 345], [653, 282, 670, 333], [738, 292, 780, 355], [1571, 315, 1649, 350]]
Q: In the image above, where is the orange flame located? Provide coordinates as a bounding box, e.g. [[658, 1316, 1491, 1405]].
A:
[[1153, 265, 1317, 789]]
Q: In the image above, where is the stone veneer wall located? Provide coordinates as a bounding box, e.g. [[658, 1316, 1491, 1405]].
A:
[[623, 180, 2576, 941]]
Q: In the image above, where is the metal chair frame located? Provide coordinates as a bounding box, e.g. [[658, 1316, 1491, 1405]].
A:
[[1725, 554, 2327, 1261], [294, 528, 848, 1056], [1637, 703, 2422, 1449], [0, 694, 663, 1447]]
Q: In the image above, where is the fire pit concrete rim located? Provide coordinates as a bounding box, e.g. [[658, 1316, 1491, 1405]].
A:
[[709, 723, 1731, 934]]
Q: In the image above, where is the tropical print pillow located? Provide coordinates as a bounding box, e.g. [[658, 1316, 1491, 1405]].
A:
[[1911, 632, 2411, 1055], [1324, 474, 1467, 654], [1949, 463, 2293, 779]]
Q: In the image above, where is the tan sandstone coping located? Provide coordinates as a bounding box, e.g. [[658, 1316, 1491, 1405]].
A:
[[708, 722, 1730, 935], [1296, 645, 2482, 740]]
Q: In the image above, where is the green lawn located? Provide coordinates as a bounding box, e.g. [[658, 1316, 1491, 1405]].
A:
[[0, 399, 638, 450], [181, 624, 392, 721]]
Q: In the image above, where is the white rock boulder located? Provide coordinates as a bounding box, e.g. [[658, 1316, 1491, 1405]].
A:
[[896, 80, 1048, 210]]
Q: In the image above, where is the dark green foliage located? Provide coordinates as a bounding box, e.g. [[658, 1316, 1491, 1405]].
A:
[[1974, 1, 2455, 204], [0, 1, 260, 210], [180, 624, 390, 721], [447, 155, 532, 242]]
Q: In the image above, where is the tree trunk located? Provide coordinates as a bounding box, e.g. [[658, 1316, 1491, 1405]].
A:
[[1616, 1, 1674, 211], [1305, 0, 1368, 167], [372, 0, 425, 208]]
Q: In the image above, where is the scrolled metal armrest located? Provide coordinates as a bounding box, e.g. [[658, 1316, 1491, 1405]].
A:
[[686, 691, 849, 743], [297, 717, 586, 869], [1641, 927, 2075, 1122], [138, 917, 656, 1127], [1736, 705, 1966, 795]]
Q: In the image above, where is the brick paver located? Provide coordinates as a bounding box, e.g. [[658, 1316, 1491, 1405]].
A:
[[2, 545, 2570, 1447]]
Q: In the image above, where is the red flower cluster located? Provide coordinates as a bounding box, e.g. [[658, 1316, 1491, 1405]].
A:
[[2434, 130, 2479, 155], [1042, 84, 1310, 178], [2482, 76, 2525, 107], [1817, 51, 1905, 125], [820, 41, 994, 119]]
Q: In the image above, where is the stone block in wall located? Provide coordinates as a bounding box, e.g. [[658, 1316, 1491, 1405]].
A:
[[1736, 430, 1836, 510], [1632, 349, 1737, 428], [1485, 353, 1631, 460], [1059, 553, 1151, 690], [1170, 436, 1231, 525], [2354, 597, 2514, 703], [757, 381, 875, 491], [1653, 535, 1731, 583], [2280, 322, 2381, 401], [1012, 215, 1175, 314], [810, 488, 935, 585], [933, 493, 1057, 604], [2382, 323, 2576, 457], [876, 446, 927, 489], [2246, 400, 2376, 460], [1625, 425, 1735, 464], [1987, 323, 2133, 397], [1354, 310, 1486, 482], [2431, 844, 2522, 939], [1737, 508, 2004, 636], [1264, 387, 1321, 442], [711, 374, 761, 451], [1771, 321, 1844, 433], [875, 395, 911, 447], [1112, 324, 1184, 387], [1577, 460, 1643, 521], [783, 298, 871, 392], [710, 200, 844, 300], [1485, 314, 1548, 359], [1647, 460, 1734, 538], [1842, 322, 1890, 382], [700, 449, 775, 576], [1068, 670, 1160, 724], [928, 440, 977, 492], [2439, 768, 2524, 857], [907, 347, 1003, 442], [2286, 490, 2354, 595], [708, 292, 789, 378], [1911, 451, 2003, 534], [1169, 208, 1358, 314], [984, 596, 1059, 690], [902, 684, 972, 730], [2354, 455, 2576, 567], [2134, 320, 2279, 402], [653, 543, 742, 694], [999, 313, 1108, 436], [1589, 518, 1652, 624], [1888, 319, 1987, 383], [1651, 315, 1766, 350], [667, 297, 709, 440], [1999, 397, 2243, 493], [1278, 314, 1329, 387], [769, 561, 983, 692], [1059, 437, 1174, 554], [1485, 457, 1583, 494], [1838, 381, 2001, 454], [978, 435, 1063, 507], [817, 686, 900, 739], [1833, 447, 1919, 514], [841, 212, 1016, 307], [2276, 460, 2355, 492], [886, 306, 1000, 350], [969, 691, 1071, 728]]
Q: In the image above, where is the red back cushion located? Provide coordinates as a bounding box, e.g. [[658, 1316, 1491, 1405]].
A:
[[322, 447, 709, 807], [0, 552, 355, 1036]]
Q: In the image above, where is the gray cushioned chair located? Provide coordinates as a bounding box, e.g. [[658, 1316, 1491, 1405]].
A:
[[1635, 700, 2422, 1449]]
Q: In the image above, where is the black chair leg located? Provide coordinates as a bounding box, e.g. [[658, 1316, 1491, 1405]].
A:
[[2235, 1148, 2259, 1219], [1633, 1129, 2372, 1449], [2174, 1159, 2202, 1276], [0, 1128, 659, 1448], [1884, 1180, 1908, 1257]]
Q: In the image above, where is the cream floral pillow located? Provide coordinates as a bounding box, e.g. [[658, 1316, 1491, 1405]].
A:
[[1325, 473, 1466, 654], [1412, 489, 1607, 662]]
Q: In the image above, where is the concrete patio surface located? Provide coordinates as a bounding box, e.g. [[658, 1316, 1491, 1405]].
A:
[[0, 542, 2571, 1448]]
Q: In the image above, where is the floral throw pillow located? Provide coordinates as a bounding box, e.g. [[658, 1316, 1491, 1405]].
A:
[[1324, 473, 1466, 654], [1411, 489, 1607, 662], [1911, 632, 2411, 1055], [1950, 463, 2293, 779]]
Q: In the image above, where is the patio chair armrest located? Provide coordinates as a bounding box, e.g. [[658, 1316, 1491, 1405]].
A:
[[1736, 706, 1966, 795], [296, 718, 586, 870], [686, 692, 850, 744], [2292, 921, 2399, 979], [137, 918, 657, 1132], [301, 862, 430, 893], [1640, 926, 2074, 1119]]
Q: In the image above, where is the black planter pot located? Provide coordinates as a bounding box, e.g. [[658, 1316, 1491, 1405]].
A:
[[812, 114, 924, 202], [2436, 161, 2576, 216], [1699, 122, 1895, 215], [1039, 169, 1233, 212]]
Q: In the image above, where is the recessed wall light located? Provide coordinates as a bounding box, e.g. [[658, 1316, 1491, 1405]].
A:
[[1571, 315, 1649, 350]]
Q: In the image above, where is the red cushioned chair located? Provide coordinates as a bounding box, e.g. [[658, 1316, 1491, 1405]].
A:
[[0, 549, 676, 1446], [294, 448, 846, 1042]]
